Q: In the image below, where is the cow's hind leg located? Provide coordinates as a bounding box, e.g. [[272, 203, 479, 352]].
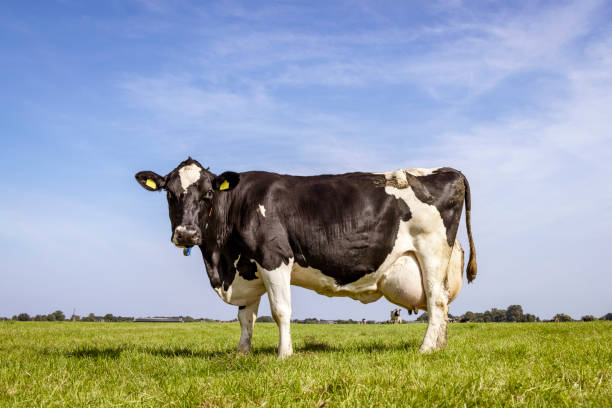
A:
[[416, 235, 452, 353], [259, 258, 294, 359], [237, 297, 261, 354]]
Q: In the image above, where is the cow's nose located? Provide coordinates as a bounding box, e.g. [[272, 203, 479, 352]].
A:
[[173, 225, 201, 246]]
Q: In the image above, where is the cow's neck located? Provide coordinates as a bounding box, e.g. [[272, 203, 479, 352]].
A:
[[198, 192, 234, 289]]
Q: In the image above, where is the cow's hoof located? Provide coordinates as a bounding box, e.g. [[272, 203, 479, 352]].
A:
[[277, 349, 293, 359], [236, 346, 251, 354], [419, 344, 438, 354]]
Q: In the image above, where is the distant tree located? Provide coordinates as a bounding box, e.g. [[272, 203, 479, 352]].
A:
[[33, 314, 46, 321], [182, 316, 194, 322], [460, 311, 476, 322], [103, 313, 115, 322], [601, 313, 612, 321], [81, 313, 96, 322], [490, 308, 506, 322], [506, 305, 523, 322], [16, 313, 31, 321], [482, 310, 493, 322], [416, 312, 428, 322], [581, 315, 596, 321], [553, 313, 573, 322], [256, 316, 274, 323], [521, 313, 537, 322], [46, 313, 56, 321], [51, 310, 65, 321]]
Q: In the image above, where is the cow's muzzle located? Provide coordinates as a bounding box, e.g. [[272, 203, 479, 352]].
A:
[[172, 225, 201, 247]]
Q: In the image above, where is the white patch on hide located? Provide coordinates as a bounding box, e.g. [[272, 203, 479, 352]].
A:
[[384, 184, 450, 272], [213, 254, 265, 306], [179, 163, 202, 191], [257, 204, 266, 217], [384, 169, 409, 188], [405, 167, 440, 176]]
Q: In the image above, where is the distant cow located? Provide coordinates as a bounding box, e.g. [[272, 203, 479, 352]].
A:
[[135, 159, 476, 357], [390, 309, 403, 324]]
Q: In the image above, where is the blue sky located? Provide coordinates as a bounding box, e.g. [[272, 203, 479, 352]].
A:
[[1, 0, 611, 321]]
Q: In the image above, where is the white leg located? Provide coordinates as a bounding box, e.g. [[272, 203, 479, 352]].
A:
[[259, 258, 294, 359], [237, 298, 260, 354], [416, 237, 452, 353]]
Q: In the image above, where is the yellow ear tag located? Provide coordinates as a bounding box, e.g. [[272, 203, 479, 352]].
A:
[[145, 179, 157, 189], [219, 180, 230, 190]]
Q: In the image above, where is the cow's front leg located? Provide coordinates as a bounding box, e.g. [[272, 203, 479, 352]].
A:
[[260, 258, 294, 359], [237, 297, 260, 354]]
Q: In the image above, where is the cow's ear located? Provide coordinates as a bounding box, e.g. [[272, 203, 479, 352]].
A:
[[213, 171, 240, 191], [135, 171, 165, 191]]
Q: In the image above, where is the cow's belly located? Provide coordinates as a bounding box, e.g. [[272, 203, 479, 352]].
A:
[[290, 239, 464, 309], [289, 253, 424, 305], [290, 263, 385, 303]]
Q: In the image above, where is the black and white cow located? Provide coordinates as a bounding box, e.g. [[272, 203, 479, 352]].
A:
[[390, 309, 403, 324], [135, 158, 476, 357]]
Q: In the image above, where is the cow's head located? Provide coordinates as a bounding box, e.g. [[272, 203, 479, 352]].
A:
[[135, 158, 240, 248]]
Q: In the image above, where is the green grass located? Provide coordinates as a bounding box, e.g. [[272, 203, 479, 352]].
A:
[[0, 322, 610, 407]]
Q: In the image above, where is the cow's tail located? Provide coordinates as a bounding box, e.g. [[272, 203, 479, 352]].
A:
[[462, 173, 477, 283]]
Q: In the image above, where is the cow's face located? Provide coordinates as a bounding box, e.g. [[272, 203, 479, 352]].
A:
[[135, 158, 239, 248]]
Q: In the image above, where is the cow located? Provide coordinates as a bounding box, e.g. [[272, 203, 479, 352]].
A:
[[390, 309, 403, 324], [135, 158, 476, 357]]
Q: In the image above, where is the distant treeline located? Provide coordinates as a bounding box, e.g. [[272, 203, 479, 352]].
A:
[[416, 305, 612, 323], [2, 307, 611, 323], [0, 312, 219, 323]]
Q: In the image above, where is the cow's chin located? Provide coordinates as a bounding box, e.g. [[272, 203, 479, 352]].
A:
[[172, 240, 200, 248]]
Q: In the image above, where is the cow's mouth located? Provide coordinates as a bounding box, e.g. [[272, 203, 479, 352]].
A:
[[172, 225, 201, 247]]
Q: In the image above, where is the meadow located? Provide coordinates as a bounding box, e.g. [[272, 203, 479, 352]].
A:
[[0, 321, 610, 407]]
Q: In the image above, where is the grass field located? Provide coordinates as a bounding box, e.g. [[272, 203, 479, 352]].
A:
[[0, 321, 610, 407]]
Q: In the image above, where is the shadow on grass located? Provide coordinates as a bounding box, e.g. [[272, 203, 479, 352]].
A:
[[143, 346, 234, 359], [54, 338, 423, 360], [295, 336, 422, 353], [65, 346, 124, 359], [55, 345, 233, 360]]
